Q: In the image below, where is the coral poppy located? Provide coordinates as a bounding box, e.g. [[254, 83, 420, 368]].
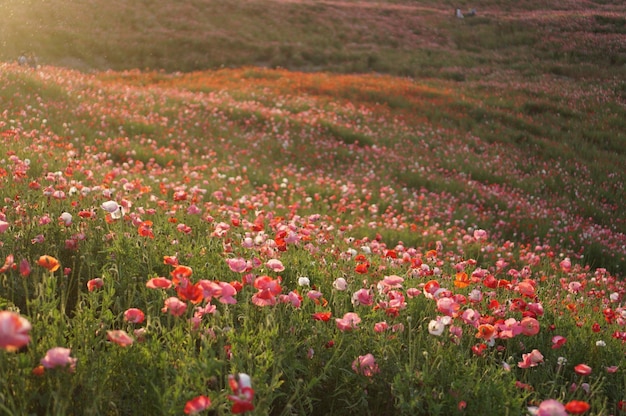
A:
[[0, 311, 31, 351], [184, 395, 211, 415], [574, 364, 592, 376], [124, 308, 145, 324], [87, 278, 104, 292], [475, 324, 496, 341], [107, 330, 134, 347], [312, 312, 332, 322], [146, 277, 173, 289], [37, 255, 60, 272]]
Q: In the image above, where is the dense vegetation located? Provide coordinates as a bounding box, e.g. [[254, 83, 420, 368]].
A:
[[0, 1, 625, 415]]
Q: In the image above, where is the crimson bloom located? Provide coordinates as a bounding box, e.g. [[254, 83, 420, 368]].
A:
[[564, 400, 590, 414], [312, 312, 332, 322], [228, 373, 255, 414], [574, 364, 592, 376], [184, 395, 211, 415], [0, 311, 31, 351]]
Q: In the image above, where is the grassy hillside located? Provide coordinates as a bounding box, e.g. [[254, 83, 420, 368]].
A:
[[1, 0, 625, 81]]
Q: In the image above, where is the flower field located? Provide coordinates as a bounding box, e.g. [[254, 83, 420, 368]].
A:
[[0, 57, 625, 415]]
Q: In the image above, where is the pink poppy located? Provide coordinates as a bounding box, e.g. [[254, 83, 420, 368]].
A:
[[336, 312, 361, 331], [146, 277, 173, 289], [124, 308, 145, 324], [0, 220, 8, 233], [107, 330, 134, 347], [161, 297, 187, 316], [517, 349, 544, 368], [352, 353, 380, 377], [352, 288, 373, 306], [374, 321, 389, 333], [551, 335, 567, 349], [0, 311, 31, 351], [19, 259, 31, 277], [40, 347, 77, 370], [537, 399, 567, 416], [226, 258, 248, 273], [217, 282, 238, 304], [87, 278, 104, 292], [184, 395, 211, 415], [265, 259, 285, 272]]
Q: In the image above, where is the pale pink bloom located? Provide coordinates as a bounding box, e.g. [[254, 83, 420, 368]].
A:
[[226, 257, 248, 273], [146, 277, 173, 289], [518, 349, 544, 368], [0, 311, 31, 351], [428, 319, 445, 336], [41, 347, 77, 370], [266, 259, 285, 272], [352, 288, 373, 306], [559, 258, 572, 273], [279, 291, 301, 308], [352, 353, 380, 377], [406, 287, 421, 298], [536, 399, 567, 416], [497, 318, 523, 339], [336, 312, 361, 331], [307, 290, 323, 300], [332, 277, 347, 291], [101, 200, 119, 213], [297, 277, 310, 286], [436, 297, 460, 317], [107, 330, 134, 347], [58, 212, 72, 226], [124, 308, 145, 324], [473, 229, 488, 240], [381, 274, 404, 288], [162, 297, 187, 316], [217, 282, 238, 304], [461, 308, 481, 327], [0, 220, 8, 233], [374, 321, 388, 333], [468, 289, 483, 303], [87, 278, 104, 292]]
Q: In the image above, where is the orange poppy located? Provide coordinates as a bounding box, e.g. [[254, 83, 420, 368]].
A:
[[454, 272, 470, 288], [475, 324, 496, 340], [37, 255, 60, 272]]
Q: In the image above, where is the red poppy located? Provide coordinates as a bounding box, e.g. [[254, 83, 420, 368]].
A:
[[138, 220, 154, 238], [574, 364, 592, 376], [564, 400, 590, 414], [312, 312, 332, 322]]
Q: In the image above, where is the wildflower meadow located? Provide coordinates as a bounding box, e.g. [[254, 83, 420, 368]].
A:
[[1, 1, 626, 415]]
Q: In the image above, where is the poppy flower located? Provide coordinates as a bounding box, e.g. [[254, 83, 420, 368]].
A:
[[537, 399, 567, 416], [161, 297, 187, 317], [228, 373, 255, 414], [352, 353, 380, 377], [107, 330, 134, 347], [138, 220, 154, 238], [87, 278, 104, 292], [551, 335, 567, 349], [520, 317, 540, 336], [574, 364, 592, 376], [454, 272, 470, 288], [184, 395, 211, 415], [0, 311, 31, 351], [124, 308, 145, 324], [564, 401, 590, 414], [40, 347, 77, 371], [335, 312, 361, 331], [312, 312, 332, 322], [518, 349, 544, 368], [475, 324, 496, 340], [37, 255, 60, 272], [146, 277, 173, 289]]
